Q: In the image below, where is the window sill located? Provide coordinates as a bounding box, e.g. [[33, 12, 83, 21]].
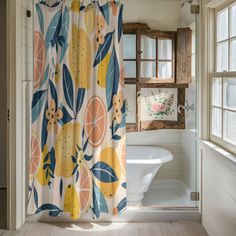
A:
[[200, 140, 236, 165]]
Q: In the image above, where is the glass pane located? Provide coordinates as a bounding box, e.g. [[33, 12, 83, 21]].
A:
[[224, 110, 236, 144], [123, 34, 136, 59], [230, 39, 236, 71], [212, 107, 222, 137], [230, 4, 236, 37], [212, 78, 222, 106], [192, 53, 195, 77], [217, 41, 228, 72], [158, 39, 172, 60], [141, 61, 156, 78], [124, 84, 136, 123], [124, 61, 136, 78], [223, 78, 236, 110], [217, 8, 228, 42], [192, 31, 196, 54], [141, 35, 156, 60], [158, 61, 172, 79]]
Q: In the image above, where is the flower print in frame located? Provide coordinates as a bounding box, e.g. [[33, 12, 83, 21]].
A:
[[140, 88, 178, 121]]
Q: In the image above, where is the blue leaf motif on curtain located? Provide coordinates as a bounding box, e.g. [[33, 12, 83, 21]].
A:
[[49, 80, 58, 109], [118, 5, 123, 43], [117, 197, 127, 212], [92, 162, 118, 183], [76, 88, 85, 114], [62, 64, 74, 111], [32, 90, 47, 123], [93, 31, 113, 67], [35, 3, 44, 35], [33, 187, 39, 209], [35, 204, 62, 217], [92, 182, 108, 218], [99, 3, 110, 25], [106, 47, 120, 111], [60, 6, 69, 63], [41, 101, 48, 151]]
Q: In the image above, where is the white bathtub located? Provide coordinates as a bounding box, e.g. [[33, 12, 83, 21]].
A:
[[126, 145, 173, 206]]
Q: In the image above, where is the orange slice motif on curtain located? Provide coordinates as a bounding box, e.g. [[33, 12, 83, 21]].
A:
[[29, 133, 41, 178], [34, 32, 46, 89], [85, 96, 107, 147]]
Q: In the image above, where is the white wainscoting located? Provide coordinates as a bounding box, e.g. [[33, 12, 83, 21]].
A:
[[201, 141, 236, 236]]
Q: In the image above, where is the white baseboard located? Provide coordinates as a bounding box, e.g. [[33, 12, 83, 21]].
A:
[[0, 169, 6, 188], [27, 207, 200, 223]]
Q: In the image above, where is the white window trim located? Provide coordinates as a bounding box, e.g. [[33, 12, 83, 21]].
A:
[[209, 0, 236, 155]]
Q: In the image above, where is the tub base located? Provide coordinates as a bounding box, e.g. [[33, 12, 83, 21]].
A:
[[127, 193, 144, 206]]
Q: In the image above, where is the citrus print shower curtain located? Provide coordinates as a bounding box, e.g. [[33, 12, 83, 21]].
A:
[[28, 0, 126, 219]]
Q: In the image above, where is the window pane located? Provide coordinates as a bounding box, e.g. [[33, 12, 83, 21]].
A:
[[123, 34, 136, 59], [192, 53, 195, 77], [124, 84, 136, 123], [212, 78, 222, 106], [223, 78, 236, 110], [158, 62, 172, 79], [230, 4, 236, 37], [141, 35, 156, 60], [192, 31, 196, 54], [212, 107, 222, 137], [158, 39, 172, 60], [217, 41, 228, 72], [217, 8, 228, 42], [230, 39, 236, 71], [124, 61, 136, 78], [141, 61, 156, 78], [224, 110, 236, 144]]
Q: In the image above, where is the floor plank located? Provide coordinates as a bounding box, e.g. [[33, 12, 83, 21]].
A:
[[0, 222, 208, 236]]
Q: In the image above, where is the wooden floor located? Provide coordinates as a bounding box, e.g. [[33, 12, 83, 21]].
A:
[[0, 222, 208, 236]]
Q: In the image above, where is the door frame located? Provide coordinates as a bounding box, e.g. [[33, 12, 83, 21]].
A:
[[7, 0, 25, 230]]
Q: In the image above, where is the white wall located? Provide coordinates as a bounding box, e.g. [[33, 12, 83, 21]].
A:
[[122, 0, 182, 31], [0, 0, 7, 188], [201, 142, 236, 236]]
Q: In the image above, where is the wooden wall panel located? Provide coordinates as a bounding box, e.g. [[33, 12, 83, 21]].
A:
[[176, 28, 192, 84]]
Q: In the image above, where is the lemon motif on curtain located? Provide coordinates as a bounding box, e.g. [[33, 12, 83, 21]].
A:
[[28, 0, 126, 219]]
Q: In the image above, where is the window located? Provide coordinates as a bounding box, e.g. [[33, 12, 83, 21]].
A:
[[210, 2, 236, 153], [140, 34, 175, 82], [123, 23, 191, 132]]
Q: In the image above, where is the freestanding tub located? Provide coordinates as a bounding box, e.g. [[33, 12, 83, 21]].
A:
[[126, 145, 173, 206]]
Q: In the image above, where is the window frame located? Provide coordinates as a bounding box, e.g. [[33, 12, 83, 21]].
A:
[[123, 23, 187, 132], [210, 1, 236, 154], [139, 30, 176, 83]]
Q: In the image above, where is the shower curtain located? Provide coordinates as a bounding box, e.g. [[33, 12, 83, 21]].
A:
[[28, 0, 126, 219]]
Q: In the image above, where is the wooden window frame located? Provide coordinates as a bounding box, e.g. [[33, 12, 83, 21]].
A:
[[139, 30, 176, 84], [210, 1, 236, 155], [123, 23, 187, 132]]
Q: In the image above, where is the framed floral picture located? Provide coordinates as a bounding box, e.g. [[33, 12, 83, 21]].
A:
[[140, 88, 178, 121]]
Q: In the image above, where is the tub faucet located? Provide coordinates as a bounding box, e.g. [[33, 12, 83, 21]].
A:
[[178, 100, 194, 114]]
